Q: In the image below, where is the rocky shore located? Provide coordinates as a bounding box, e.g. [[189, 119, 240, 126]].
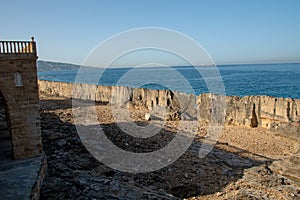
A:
[[39, 94, 300, 199]]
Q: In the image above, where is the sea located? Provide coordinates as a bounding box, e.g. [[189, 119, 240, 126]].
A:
[[38, 63, 300, 99]]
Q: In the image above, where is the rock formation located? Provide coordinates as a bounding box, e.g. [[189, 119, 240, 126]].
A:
[[38, 80, 300, 139]]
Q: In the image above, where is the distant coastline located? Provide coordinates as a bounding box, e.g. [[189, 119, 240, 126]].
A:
[[37, 60, 300, 70]]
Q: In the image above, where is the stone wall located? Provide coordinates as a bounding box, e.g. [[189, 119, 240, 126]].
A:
[[38, 80, 300, 139], [0, 52, 42, 159]]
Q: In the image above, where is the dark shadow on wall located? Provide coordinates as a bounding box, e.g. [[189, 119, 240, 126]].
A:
[[39, 95, 108, 111], [39, 98, 270, 199], [251, 103, 258, 128], [0, 90, 13, 161]]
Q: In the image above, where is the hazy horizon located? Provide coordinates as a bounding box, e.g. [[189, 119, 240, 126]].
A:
[[38, 59, 300, 69]]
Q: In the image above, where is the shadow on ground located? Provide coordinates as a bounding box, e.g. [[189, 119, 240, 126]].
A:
[[39, 98, 268, 199]]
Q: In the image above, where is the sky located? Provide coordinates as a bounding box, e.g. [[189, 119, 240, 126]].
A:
[[1, 0, 300, 66]]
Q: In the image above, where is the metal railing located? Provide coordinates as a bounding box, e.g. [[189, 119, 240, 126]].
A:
[[0, 37, 36, 54]]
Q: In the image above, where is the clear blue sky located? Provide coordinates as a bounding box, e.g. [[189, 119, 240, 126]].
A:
[[1, 0, 300, 65]]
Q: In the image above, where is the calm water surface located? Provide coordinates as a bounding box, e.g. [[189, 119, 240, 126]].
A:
[[38, 63, 300, 99]]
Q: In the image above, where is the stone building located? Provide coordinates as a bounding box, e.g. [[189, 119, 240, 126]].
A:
[[0, 38, 42, 159]]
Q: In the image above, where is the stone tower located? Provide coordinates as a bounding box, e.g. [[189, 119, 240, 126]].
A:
[[0, 38, 42, 159]]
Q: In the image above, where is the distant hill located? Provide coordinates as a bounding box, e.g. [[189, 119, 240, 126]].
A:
[[37, 60, 87, 72]]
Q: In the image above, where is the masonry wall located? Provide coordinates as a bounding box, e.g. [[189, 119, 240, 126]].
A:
[[0, 54, 42, 159], [38, 80, 300, 139]]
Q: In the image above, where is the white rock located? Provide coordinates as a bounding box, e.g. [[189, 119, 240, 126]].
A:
[[145, 113, 151, 120]]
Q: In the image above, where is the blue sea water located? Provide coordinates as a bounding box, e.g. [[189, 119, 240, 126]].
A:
[[38, 63, 300, 99]]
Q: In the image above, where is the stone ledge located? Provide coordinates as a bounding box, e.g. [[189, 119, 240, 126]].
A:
[[30, 152, 47, 200]]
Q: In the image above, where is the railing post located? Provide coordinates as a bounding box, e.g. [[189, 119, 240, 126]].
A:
[[31, 37, 36, 54], [22, 42, 25, 53], [4, 42, 7, 53]]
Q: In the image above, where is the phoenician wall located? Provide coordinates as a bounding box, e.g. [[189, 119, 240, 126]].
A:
[[38, 80, 300, 139]]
